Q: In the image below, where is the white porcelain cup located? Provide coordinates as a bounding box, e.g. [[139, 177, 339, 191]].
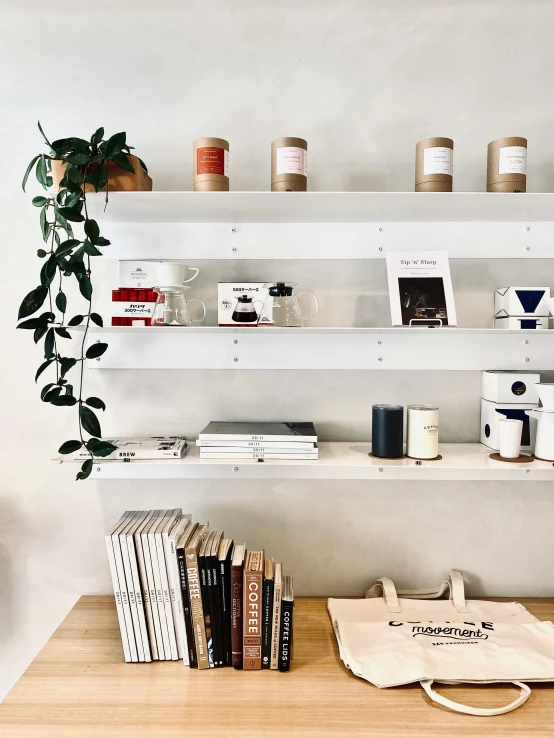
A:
[[156, 262, 199, 288], [498, 418, 523, 459]]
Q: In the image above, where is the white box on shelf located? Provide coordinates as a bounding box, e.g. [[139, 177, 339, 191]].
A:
[[482, 371, 541, 404], [218, 283, 273, 326], [119, 261, 156, 288], [494, 316, 549, 330], [480, 398, 537, 451], [494, 287, 550, 318]]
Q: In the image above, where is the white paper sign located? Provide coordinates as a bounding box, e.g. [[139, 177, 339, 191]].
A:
[[423, 147, 453, 176], [499, 146, 527, 175], [386, 251, 457, 327], [276, 147, 307, 176]]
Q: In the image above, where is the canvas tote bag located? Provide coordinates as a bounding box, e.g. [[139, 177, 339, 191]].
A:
[[328, 571, 554, 716]]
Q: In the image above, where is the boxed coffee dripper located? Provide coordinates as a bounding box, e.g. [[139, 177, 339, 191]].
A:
[[480, 371, 539, 451]]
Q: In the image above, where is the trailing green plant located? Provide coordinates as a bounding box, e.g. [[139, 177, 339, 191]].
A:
[[18, 122, 147, 479]]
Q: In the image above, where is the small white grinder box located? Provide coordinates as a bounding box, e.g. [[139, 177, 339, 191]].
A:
[[480, 398, 538, 451], [495, 287, 550, 317], [218, 283, 273, 326], [482, 371, 540, 404]]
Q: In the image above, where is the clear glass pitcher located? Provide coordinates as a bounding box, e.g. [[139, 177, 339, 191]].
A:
[[263, 282, 319, 327], [151, 286, 206, 326]]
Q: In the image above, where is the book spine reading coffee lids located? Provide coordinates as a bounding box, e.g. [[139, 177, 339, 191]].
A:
[[278, 575, 294, 673], [243, 551, 265, 670]]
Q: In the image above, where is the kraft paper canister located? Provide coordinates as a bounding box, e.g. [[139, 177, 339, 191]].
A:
[[271, 137, 307, 191], [487, 137, 527, 193], [193, 137, 229, 191], [407, 405, 439, 459], [415, 138, 453, 192]]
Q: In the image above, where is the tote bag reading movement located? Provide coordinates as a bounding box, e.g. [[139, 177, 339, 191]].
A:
[[328, 571, 554, 716]]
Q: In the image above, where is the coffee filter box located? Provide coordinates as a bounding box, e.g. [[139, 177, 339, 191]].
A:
[[495, 287, 550, 318], [482, 371, 540, 404], [119, 261, 156, 289], [481, 371, 539, 451], [218, 283, 273, 326]]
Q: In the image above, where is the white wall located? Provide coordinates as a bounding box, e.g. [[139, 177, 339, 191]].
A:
[[2, 0, 554, 700]]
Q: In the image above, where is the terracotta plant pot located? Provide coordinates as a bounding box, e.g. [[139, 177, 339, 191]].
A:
[[51, 154, 152, 192]]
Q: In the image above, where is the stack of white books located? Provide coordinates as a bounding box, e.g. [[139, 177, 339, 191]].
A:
[[196, 422, 318, 460]]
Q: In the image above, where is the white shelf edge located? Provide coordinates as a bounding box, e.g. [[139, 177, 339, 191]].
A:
[[53, 443, 554, 480]]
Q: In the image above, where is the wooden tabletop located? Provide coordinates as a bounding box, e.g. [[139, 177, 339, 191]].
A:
[[1, 596, 553, 737]]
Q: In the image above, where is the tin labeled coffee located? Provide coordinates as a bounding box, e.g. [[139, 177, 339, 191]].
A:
[[407, 405, 439, 459]]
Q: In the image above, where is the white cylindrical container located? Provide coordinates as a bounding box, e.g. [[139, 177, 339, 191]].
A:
[[498, 418, 523, 459], [407, 405, 439, 459]]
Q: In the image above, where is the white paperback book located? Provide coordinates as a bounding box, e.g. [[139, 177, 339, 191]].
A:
[[124, 511, 152, 662], [73, 437, 187, 460], [149, 510, 177, 660], [112, 510, 139, 662], [196, 440, 315, 449], [163, 517, 193, 663], [142, 511, 166, 659], [200, 451, 318, 459], [385, 251, 457, 327], [198, 422, 317, 443], [157, 509, 183, 661], [119, 512, 146, 662], [134, 510, 159, 660], [105, 511, 133, 663]]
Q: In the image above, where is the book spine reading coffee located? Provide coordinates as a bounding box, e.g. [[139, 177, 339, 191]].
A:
[[231, 552, 245, 669], [243, 551, 264, 670], [185, 530, 210, 670], [176, 541, 197, 667]]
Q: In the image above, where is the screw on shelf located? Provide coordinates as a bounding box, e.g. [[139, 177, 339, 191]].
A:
[[231, 227, 236, 233], [377, 341, 381, 345], [232, 247, 237, 252], [525, 226, 531, 232], [526, 469, 530, 473], [378, 227, 383, 232], [525, 357, 530, 362], [378, 468, 383, 472], [234, 467, 239, 472], [233, 357, 238, 362], [96, 467, 101, 472], [525, 246, 531, 251], [524, 340, 529, 345], [378, 357, 383, 362], [233, 339, 238, 344], [378, 247, 383, 251]]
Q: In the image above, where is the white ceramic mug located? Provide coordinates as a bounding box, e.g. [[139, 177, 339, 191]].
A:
[[156, 262, 199, 288], [498, 418, 523, 459]]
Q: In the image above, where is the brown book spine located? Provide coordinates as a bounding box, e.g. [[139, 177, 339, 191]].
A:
[[231, 563, 244, 668], [185, 546, 210, 670], [243, 567, 264, 670]]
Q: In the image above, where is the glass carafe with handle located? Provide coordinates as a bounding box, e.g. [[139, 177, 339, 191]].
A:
[[264, 282, 319, 327], [151, 286, 206, 326]]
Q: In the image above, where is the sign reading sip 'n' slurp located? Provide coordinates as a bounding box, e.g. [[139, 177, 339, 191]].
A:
[[386, 251, 457, 327]]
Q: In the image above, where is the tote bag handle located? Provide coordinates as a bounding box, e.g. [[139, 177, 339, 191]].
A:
[[365, 571, 470, 613], [421, 680, 531, 716]]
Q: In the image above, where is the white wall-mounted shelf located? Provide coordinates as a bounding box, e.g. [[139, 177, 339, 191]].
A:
[[86, 191, 554, 260], [87, 326, 553, 371], [54, 443, 554, 480], [88, 191, 554, 224]]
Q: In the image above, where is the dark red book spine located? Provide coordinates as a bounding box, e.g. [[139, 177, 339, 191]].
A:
[[230, 563, 244, 669]]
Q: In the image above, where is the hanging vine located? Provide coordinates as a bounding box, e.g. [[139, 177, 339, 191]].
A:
[[18, 123, 147, 479]]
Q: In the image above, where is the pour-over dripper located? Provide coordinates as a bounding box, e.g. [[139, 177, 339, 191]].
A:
[[151, 286, 206, 326]]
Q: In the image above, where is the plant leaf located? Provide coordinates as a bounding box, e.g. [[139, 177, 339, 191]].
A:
[[103, 131, 126, 159], [83, 240, 102, 256], [59, 440, 82, 455], [112, 152, 134, 173], [33, 196, 48, 207], [55, 239, 80, 258], [36, 154, 48, 188], [22, 155, 40, 191], [95, 236, 110, 247], [60, 357, 77, 377], [76, 458, 93, 481], [85, 163, 108, 193], [84, 219, 100, 244], [51, 395, 77, 406], [39, 206, 49, 241], [18, 286, 48, 319], [56, 206, 84, 223], [85, 396, 106, 411], [91, 127, 104, 146], [35, 358, 54, 382], [89, 441, 116, 457], [78, 274, 92, 300], [17, 315, 50, 330], [44, 327, 55, 359], [40, 383, 55, 400], [55, 327, 71, 339], [55, 291, 67, 313], [40, 255, 57, 288], [43, 386, 62, 403], [85, 342, 107, 359], [90, 313, 103, 327], [33, 325, 48, 343], [37, 248, 47, 258], [80, 405, 101, 437], [68, 314, 84, 326]]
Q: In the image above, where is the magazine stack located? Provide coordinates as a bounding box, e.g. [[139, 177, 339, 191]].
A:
[[196, 421, 318, 460], [105, 509, 294, 672]]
